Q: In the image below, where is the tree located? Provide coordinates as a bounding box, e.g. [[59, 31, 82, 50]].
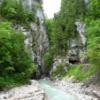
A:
[[50, 0, 86, 54], [0, 21, 36, 89], [88, 0, 100, 19], [0, 0, 35, 23], [86, 0, 100, 74], [87, 20, 100, 73]]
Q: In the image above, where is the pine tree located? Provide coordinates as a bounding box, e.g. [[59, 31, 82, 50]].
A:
[[52, 0, 86, 54]]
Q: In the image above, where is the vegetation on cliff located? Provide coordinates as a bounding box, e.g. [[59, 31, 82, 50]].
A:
[[0, 0, 100, 90], [45, 0, 86, 55], [86, 0, 100, 75], [45, 0, 100, 80], [0, 0, 36, 90], [0, 0, 35, 24]]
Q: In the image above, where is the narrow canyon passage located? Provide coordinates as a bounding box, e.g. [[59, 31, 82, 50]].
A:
[[0, 0, 99, 100]]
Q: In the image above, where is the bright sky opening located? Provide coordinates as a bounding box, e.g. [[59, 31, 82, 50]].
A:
[[42, 0, 61, 19]]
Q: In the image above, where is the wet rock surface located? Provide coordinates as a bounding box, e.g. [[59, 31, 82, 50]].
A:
[[0, 80, 46, 100]]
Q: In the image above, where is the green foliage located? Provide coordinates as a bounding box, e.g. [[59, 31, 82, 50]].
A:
[[86, 20, 100, 38], [66, 64, 96, 81], [88, 0, 100, 19], [53, 15, 69, 54], [65, 0, 100, 80], [45, 19, 54, 46], [45, 0, 86, 54], [45, 0, 100, 80], [86, 20, 100, 73], [83, 0, 100, 78], [43, 49, 54, 75], [0, 0, 35, 23], [59, 0, 86, 38], [0, 21, 36, 90], [52, 63, 68, 78], [44, 0, 100, 80]]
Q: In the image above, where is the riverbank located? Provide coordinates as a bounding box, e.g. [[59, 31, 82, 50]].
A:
[[0, 80, 46, 100], [0, 78, 100, 100], [54, 76, 100, 100]]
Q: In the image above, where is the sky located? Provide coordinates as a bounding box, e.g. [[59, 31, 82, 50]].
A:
[[42, 0, 61, 19]]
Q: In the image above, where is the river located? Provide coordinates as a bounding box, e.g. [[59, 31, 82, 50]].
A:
[[39, 79, 78, 100]]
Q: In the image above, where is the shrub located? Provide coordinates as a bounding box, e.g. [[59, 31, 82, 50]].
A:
[[52, 63, 68, 78], [0, 0, 35, 23], [43, 49, 54, 75], [87, 37, 100, 72], [87, 20, 100, 73], [0, 21, 36, 90], [66, 64, 96, 81]]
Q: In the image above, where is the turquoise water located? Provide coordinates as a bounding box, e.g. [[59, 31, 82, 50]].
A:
[[39, 79, 78, 100]]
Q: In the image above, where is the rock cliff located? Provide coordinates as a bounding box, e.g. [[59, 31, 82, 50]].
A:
[[13, 0, 49, 76]]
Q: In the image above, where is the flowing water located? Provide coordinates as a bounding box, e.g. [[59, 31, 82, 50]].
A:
[[39, 79, 78, 100]]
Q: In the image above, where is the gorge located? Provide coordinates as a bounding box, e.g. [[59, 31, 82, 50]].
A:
[[0, 0, 100, 100]]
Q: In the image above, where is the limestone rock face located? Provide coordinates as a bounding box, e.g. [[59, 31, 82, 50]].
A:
[[24, 0, 49, 74], [12, 0, 49, 75], [22, 0, 33, 10], [68, 21, 87, 64]]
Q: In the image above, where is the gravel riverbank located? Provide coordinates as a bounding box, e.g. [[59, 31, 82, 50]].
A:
[[0, 78, 100, 100], [54, 77, 100, 100], [0, 80, 46, 100]]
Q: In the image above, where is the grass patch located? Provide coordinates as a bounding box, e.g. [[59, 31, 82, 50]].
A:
[[52, 63, 68, 78], [65, 64, 96, 81]]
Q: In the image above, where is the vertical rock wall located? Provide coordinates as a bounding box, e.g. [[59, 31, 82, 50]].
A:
[[25, 0, 49, 74], [68, 21, 87, 64], [13, 0, 49, 76]]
